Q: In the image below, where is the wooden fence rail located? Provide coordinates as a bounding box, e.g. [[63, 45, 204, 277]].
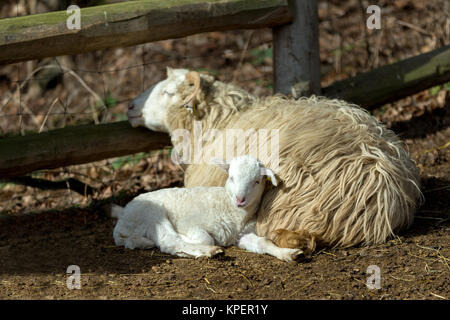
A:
[[0, 0, 292, 65], [323, 44, 450, 109], [0, 122, 171, 179]]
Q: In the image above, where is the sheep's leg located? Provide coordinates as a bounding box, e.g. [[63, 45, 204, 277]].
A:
[[237, 221, 304, 262], [270, 229, 320, 255]]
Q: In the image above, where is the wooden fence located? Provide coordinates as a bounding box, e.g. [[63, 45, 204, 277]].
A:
[[0, 0, 449, 179]]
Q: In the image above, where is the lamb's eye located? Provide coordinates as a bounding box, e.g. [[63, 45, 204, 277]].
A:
[[164, 90, 174, 96], [229, 176, 234, 182], [254, 180, 260, 185]]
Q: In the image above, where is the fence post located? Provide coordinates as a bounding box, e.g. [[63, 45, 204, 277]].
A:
[[273, 0, 321, 97]]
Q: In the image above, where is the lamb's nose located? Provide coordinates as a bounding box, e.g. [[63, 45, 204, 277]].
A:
[[128, 101, 135, 110], [236, 196, 246, 206]]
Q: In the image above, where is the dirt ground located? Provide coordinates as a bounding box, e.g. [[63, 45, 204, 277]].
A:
[[0, 127, 448, 300], [0, 0, 449, 300]]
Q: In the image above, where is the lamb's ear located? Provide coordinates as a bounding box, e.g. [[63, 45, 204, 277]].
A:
[[166, 66, 174, 78], [260, 167, 278, 187], [210, 158, 230, 173]]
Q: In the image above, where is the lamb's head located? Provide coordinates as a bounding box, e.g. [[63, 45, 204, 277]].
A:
[[127, 67, 209, 132], [213, 155, 277, 209]]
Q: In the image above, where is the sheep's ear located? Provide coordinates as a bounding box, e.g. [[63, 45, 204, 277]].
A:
[[166, 66, 174, 78], [183, 71, 201, 116], [184, 101, 195, 114], [210, 158, 229, 173], [260, 167, 277, 187]]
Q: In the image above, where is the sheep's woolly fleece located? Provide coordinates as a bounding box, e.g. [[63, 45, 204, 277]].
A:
[[167, 74, 422, 248]]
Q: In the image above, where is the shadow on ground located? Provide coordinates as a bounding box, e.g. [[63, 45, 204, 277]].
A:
[[390, 104, 450, 139]]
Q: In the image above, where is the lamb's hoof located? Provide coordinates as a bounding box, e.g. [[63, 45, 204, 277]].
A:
[[191, 246, 225, 259], [210, 247, 225, 258]]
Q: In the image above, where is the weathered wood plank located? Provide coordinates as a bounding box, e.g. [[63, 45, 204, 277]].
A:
[[322, 45, 450, 109], [0, 0, 292, 65], [273, 0, 321, 96], [0, 121, 171, 178]]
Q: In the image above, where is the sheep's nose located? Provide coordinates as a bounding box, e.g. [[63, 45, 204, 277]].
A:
[[128, 101, 135, 110], [236, 196, 246, 206]]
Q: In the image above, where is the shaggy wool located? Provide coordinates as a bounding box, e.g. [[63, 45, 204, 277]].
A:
[[167, 74, 422, 248]]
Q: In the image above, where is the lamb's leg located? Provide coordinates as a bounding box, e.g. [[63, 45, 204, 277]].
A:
[[125, 236, 155, 249], [179, 227, 215, 246], [113, 215, 155, 250], [237, 221, 304, 262], [148, 215, 222, 258]]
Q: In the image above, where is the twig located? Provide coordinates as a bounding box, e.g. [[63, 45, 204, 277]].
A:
[[318, 249, 337, 257], [415, 243, 442, 254], [370, 28, 383, 68], [407, 252, 449, 270], [287, 281, 314, 298], [395, 19, 434, 37], [407, 252, 438, 262], [414, 216, 444, 220], [17, 101, 41, 128], [239, 272, 253, 287], [389, 274, 415, 282], [415, 243, 450, 270], [5, 176, 95, 196], [205, 284, 217, 294], [430, 292, 446, 299], [424, 141, 450, 153], [39, 97, 60, 133], [232, 30, 254, 83]]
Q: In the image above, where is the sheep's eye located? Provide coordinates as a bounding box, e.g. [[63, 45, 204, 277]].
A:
[[163, 90, 174, 96], [229, 176, 234, 182], [254, 180, 260, 185]]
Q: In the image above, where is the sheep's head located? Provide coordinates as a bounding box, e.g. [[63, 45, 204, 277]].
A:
[[212, 155, 277, 209], [127, 67, 206, 132]]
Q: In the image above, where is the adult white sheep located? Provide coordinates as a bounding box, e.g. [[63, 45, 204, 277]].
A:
[[112, 155, 303, 261], [127, 67, 422, 252]]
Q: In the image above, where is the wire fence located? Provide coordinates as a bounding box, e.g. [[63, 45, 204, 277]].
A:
[[0, 33, 274, 135], [0, 23, 275, 215]]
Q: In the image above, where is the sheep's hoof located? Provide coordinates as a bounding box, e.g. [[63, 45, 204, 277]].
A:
[[278, 249, 309, 263], [292, 249, 312, 263], [292, 250, 305, 261]]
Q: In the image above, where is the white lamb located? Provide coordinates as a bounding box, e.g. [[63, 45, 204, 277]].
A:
[[112, 155, 304, 261]]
